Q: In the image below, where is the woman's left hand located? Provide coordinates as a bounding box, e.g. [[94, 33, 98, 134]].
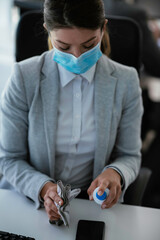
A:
[[87, 168, 122, 209]]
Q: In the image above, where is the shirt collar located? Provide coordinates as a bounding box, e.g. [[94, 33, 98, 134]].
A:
[[58, 64, 96, 87]]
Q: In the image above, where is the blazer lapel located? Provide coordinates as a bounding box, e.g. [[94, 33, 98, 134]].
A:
[[40, 53, 60, 178], [93, 56, 118, 178]]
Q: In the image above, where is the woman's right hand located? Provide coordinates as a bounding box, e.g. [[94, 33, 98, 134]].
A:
[[40, 182, 64, 221]]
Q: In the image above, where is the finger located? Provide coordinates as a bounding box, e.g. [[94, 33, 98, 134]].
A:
[[45, 207, 60, 218], [45, 206, 61, 220], [103, 185, 121, 208], [110, 183, 121, 204], [102, 197, 118, 209], [116, 186, 122, 202], [47, 191, 63, 206], [49, 216, 60, 222], [48, 213, 61, 221], [49, 217, 59, 222], [44, 198, 59, 213], [98, 181, 109, 196], [116, 184, 122, 200], [101, 186, 117, 208], [87, 180, 98, 200]]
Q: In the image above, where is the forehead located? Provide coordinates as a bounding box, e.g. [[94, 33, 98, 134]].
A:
[[50, 27, 101, 44]]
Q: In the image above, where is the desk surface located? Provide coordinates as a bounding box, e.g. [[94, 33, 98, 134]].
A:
[[0, 189, 160, 240]]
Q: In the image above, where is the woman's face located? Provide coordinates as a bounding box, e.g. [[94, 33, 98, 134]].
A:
[[49, 27, 104, 58]]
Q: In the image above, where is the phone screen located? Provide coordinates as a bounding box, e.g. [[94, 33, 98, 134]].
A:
[[75, 220, 105, 240]]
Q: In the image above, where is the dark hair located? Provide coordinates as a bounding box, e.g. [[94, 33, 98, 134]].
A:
[[44, 0, 111, 56]]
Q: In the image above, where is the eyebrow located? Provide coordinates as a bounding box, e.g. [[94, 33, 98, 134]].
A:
[[56, 36, 97, 45]]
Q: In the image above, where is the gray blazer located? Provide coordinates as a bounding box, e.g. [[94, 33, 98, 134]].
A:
[[0, 50, 143, 208]]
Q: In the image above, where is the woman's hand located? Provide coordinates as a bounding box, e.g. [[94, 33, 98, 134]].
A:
[[87, 168, 122, 209], [40, 182, 63, 221]]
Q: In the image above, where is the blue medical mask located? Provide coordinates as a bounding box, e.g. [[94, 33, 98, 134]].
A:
[[53, 42, 102, 74]]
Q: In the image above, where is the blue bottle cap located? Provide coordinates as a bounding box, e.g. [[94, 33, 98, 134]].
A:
[[96, 191, 107, 201]]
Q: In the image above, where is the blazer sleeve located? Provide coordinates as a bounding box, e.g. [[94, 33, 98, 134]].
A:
[[0, 63, 54, 209], [103, 68, 143, 199]]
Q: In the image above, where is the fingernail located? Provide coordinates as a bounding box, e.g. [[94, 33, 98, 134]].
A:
[[89, 195, 93, 200], [98, 191, 103, 196], [59, 200, 62, 205], [102, 204, 107, 209]]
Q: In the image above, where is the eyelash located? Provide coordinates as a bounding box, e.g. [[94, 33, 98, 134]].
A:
[[59, 44, 95, 51], [59, 47, 70, 51], [83, 44, 94, 49]]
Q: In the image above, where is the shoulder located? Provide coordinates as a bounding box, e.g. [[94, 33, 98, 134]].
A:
[[100, 54, 139, 81], [14, 50, 54, 81], [2, 50, 55, 106], [11, 49, 55, 88], [99, 54, 141, 97]]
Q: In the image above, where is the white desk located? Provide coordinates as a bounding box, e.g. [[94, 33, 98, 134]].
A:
[[0, 189, 160, 240]]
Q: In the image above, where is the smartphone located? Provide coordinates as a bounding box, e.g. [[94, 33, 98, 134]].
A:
[[75, 220, 105, 240]]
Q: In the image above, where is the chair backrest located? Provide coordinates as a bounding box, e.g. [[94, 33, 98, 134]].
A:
[[15, 11, 142, 73], [124, 167, 152, 206], [15, 11, 47, 62], [107, 15, 142, 74]]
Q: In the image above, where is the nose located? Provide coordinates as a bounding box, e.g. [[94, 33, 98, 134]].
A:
[[72, 48, 82, 58]]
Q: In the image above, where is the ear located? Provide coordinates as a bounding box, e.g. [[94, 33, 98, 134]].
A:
[[101, 19, 108, 38], [43, 22, 51, 38], [43, 22, 48, 31], [103, 19, 108, 32]]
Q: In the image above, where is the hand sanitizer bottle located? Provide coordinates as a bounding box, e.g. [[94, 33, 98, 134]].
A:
[[93, 187, 110, 205]]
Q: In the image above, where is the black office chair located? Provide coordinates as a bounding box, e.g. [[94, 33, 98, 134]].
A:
[[15, 11, 151, 206], [124, 167, 152, 206], [15, 11, 48, 61], [107, 15, 142, 74]]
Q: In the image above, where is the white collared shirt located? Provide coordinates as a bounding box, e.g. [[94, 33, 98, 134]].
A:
[[55, 64, 96, 189]]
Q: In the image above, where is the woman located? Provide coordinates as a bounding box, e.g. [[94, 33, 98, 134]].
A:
[[0, 0, 143, 222]]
